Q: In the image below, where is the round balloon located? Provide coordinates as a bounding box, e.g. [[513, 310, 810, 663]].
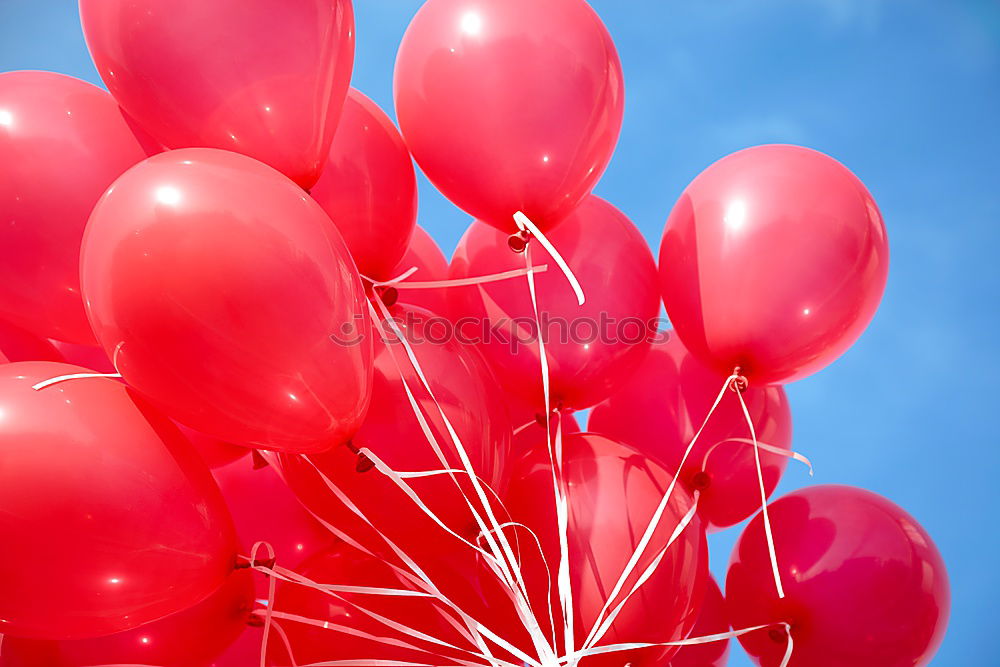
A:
[[0, 361, 240, 640], [394, 0, 624, 232], [659, 144, 889, 385], [80, 0, 354, 189], [391, 225, 450, 316], [0, 71, 155, 343], [726, 485, 949, 667], [668, 575, 730, 667], [310, 88, 417, 280], [504, 433, 708, 666], [81, 148, 373, 453], [0, 569, 253, 666], [588, 333, 793, 531], [449, 196, 659, 411]]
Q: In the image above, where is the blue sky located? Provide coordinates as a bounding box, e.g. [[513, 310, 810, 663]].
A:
[[2, 1, 997, 664]]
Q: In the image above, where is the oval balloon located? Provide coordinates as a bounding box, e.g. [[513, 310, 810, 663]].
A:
[[726, 485, 949, 667], [278, 303, 510, 559], [588, 333, 793, 531], [659, 144, 889, 385], [394, 0, 624, 232], [80, 0, 354, 189], [449, 196, 659, 411], [0, 361, 240, 640], [310, 88, 417, 280], [504, 433, 708, 666], [0, 569, 253, 667], [0, 71, 154, 344], [668, 575, 730, 667], [391, 225, 450, 316], [81, 148, 373, 453]]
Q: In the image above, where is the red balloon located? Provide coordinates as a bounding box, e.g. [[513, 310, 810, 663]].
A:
[[175, 422, 249, 469], [392, 225, 450, 316], [726, 485, 949, 667], [310, 88, 417, 280], [506, 391, 582, 461], [212, 456, 337, 582], [394, 0, 624, 232], [0, 569, 253, 667], [588, 333, 793, 531], [48, 340, 117, 374], [449, 196, 660, 411], [0, 320, 62, 363], [504, 433, 708, 666], [0, 71, 154, 344], [0, 361, 240, 640], [267, 545, 471, 666], [668, 575, 730, 667], [277, 303, 510, 559], [659, 145, 889, 385], [81, 148, 373, 453], [80, 0, 354, 189]]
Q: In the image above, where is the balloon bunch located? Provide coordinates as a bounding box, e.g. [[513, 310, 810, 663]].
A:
[[0, 1, 949, 667]]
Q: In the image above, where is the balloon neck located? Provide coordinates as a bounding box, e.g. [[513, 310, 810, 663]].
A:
[[691, 471, 712, 491], [235, 554, 276, 570], [346, 440, 376, 473], [251, 449, 270, 470], [768, 627, 787, 643], [247, 613, 265, 628], [533, 401, 565, 427], [729, 367, 749, 393], [376, 285, 399, 308], [507, 229, 531, 253]]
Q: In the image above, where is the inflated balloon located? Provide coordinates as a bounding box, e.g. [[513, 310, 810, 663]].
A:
[[504, 433, 708, 666], [175, 422, 248, 469], [80, 0, 355, 189], [310, 88, 417, 280], [659, 144, 889, 385], [0, 71, 155, 343], [0, 569, 253, 667], [81, 148, 373, 453], [391, 224, 450, 316], [394, 0, 624, 232], [0, 362, 240, 640], [668, 575, 730, 667], [506, 390, 582, 461], [278, 303, 510, 558], [0, 319, 62, 363], [267, 545, 470, 666], [588, 333, 793, 531], [48, 340, 116, 374], [726, 485, 949, 667], [449, 196, 659, 410]]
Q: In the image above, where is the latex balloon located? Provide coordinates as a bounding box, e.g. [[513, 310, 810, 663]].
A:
[[48, 341, 116, 374], [668, 575, 730, 667], [212, 456, 337, 585], [726, 485, 949, 667], [0, 569, 253, 667], [391, 225, 450, 316], [278, 303, 510, 560], [504, 433, 708, 666], [506, 391, 582, 462], [80, 0, 355, 189], [310, 88, 417, 280], [0, 319, 62, 363], [0, 71, 155, 343], [588, 333, 793, 531], [267, 545, 471, 666], [394, 0, 624, 232], [659, 145, 889, 385], [449, 196, 659, 410], [175, 422, 249, 469], [0, 361, 240, 640], [81, 148, 373, 453]]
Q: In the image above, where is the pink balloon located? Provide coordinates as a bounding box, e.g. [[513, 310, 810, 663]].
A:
[[0, 361, 240, 640], [668, 576, 730, 667], [394, 0, 624, 232], [81, 148, 373, 453], [310, 88, 417, 280], [659, 145, 889, 385], [726, 485, 949, 667], [80, 0, 355, 189], [0, 569, 253, 667], [449, 196, 660, 410], [0, 71, 155, 344], [391, 225, 450, 316], [0, 319, 62, 363], [588, 334, 793, 531]]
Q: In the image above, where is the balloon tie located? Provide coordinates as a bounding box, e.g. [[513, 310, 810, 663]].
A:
[[248, 541, 278, 667], [514, 212, 585, 306]]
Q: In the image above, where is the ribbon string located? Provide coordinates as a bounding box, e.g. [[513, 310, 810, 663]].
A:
[[513, 212, 585, 306], [362, 264, 549, 290], [31, 371, 122, 390]]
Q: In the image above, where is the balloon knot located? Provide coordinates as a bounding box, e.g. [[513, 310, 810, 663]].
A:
[[346, 441, 376, 473], [729, 368, 749, 393], [236, 554, 276, 570], [247, 613, 265, 628], [507, 229, 531, 253], [251, 449, 270, 470], [691, 471, 712, 491], [377, 285, 399, 308], [768, 627, 787, 643]]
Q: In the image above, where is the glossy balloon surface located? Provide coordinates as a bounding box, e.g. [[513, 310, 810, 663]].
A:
[[81, 148, 373, 453], [80, 0, 355, 188], [668, 575, 730, 667], [0, 71, 154, 343], [659, 145, 889, 385], [394, 0, 624, 231], [726, 485, 949, 667], [392, 225, 450, 316], [0, 362, 239, 640]]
